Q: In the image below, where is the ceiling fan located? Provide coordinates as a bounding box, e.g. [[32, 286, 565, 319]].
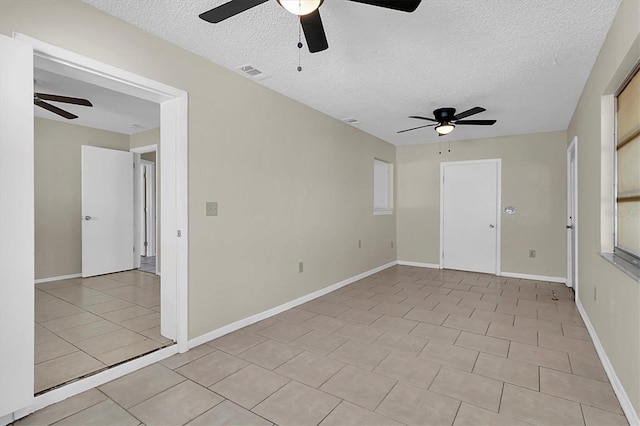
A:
[[199, 0, 422, 53], [34, 92, 93, 120], [397, 107, 497, 136]]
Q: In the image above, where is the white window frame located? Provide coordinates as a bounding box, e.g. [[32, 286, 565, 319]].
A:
[[613, 64, 640, 266], [374, 158, 393, 216]]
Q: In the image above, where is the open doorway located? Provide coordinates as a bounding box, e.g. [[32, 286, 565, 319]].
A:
[[139, 158, 157, 274], [33, 83, 168, 392], [1, 33, 187, 416], [14, 34, 188, 399], [140, 159, 156, 272], [567, 137, 578, 296], [132, 144, 159, 276]]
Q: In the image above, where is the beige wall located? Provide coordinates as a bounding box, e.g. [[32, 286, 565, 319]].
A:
[[566, 0, 640, 414], [34, 118, 130, 279], [396, 131, 567, 278], [130, 127, 159, 152], [141, 152, 156, 163], [1, 1, 397, 338]]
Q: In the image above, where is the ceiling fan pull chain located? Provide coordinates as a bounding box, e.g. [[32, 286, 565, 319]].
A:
[[297, 16, 303, 72]]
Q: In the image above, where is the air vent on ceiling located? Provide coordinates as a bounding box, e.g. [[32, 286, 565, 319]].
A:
[[236, 64, 270, 81], [343, 118, 359, 125]]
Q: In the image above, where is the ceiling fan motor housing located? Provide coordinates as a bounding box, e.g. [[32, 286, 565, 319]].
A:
[[434, 107, 456, 122]]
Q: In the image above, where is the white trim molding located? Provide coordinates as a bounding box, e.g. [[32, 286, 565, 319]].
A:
[[130, 144, 158, 155], [188, 261, 397, 349], [396, 262, 566, 284], [576, 298, 639, 426], [397, 261, 440, 269], [500, 271, 566, 284], [566, 136, 579, 292], [34, 273, 82, 284]]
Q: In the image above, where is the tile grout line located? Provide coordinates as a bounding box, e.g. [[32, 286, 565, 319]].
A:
[[34, 390, 112, 426], [94, 387, 146, 425], [35, 271, 165, 391], [371, 380, 399, 413], [32, 267, 622, 425]]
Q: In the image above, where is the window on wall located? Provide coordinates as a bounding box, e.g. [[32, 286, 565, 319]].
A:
[[374, 159, 393, 215], [614, 65, 640, 265]]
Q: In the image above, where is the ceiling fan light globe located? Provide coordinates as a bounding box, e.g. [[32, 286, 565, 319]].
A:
[[277, 0, 323, 16], [435, 122, 455, 135]]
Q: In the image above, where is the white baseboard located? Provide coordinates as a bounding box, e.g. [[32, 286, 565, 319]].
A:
[[397, 261, 440, 269], [395, 263, 566, 285], [0, 413, 12, 426], [188, 261, 397, 349], [576, 298, 639, 426], [34, 273, 82, 284], [9, 345, 178, 424], [396, 263, 567, 286], [500, 271, 566, 284]]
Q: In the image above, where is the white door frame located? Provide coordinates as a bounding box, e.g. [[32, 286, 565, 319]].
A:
[[0, 34, 35, 420], [9, 32, 188, 420], [142, 161, 157, 258], [567, 137, 579, 294], [132, 144, 158, 272], [439, 159, 502, 275]]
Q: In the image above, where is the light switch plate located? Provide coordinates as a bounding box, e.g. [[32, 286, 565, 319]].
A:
[[206, 201, 218, 216]]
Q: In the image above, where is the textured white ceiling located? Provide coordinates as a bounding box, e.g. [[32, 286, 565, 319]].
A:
[[82, 0, 620, 145]]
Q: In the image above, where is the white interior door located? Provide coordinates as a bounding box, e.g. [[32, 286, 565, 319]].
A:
[[441, 160, 500, 274], [0, 34, 34, 418], [82, 146, 135, 277]]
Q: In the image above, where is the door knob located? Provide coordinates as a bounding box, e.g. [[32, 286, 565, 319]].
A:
[[489, 224, 495, 228], [82, 215, 92, 221]]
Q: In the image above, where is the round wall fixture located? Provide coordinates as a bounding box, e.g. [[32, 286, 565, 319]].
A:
[[503, 206, 516, 214]]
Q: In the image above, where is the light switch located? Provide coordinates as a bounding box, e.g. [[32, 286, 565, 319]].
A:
[[206, 201, 218, 216]]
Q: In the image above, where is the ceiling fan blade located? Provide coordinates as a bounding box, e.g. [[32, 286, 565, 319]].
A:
[[409, 115, 438, 122], [199, 0, 269, 23], [455, 119, 497, 125], [301, 9, 328, 53], [397, 123, 436, 133], [452, 106, 485, 120], [347, 0, 422, 12], [35, 99, 78, 120], [35, 93, 92, 107]]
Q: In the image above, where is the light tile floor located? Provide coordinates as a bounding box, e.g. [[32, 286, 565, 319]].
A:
[[20, 266, 629, 425], [34, 270, 171, 393]]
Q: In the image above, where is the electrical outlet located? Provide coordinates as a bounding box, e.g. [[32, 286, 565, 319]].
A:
[[391, 241, 394, 248], [298, 262, 304, 273], [529, 249, 536, 258], [358, 240, 362, 248], [594, 286, 597, 301], [205, 201, 218, 216]]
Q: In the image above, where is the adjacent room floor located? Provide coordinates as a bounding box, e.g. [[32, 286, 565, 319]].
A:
[[22, 266, 628, 425], [138, 256, 156, 274], [34, 270, 171, 394]]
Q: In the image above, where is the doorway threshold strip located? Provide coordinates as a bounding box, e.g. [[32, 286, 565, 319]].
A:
[[35, 342, 175, 396]]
